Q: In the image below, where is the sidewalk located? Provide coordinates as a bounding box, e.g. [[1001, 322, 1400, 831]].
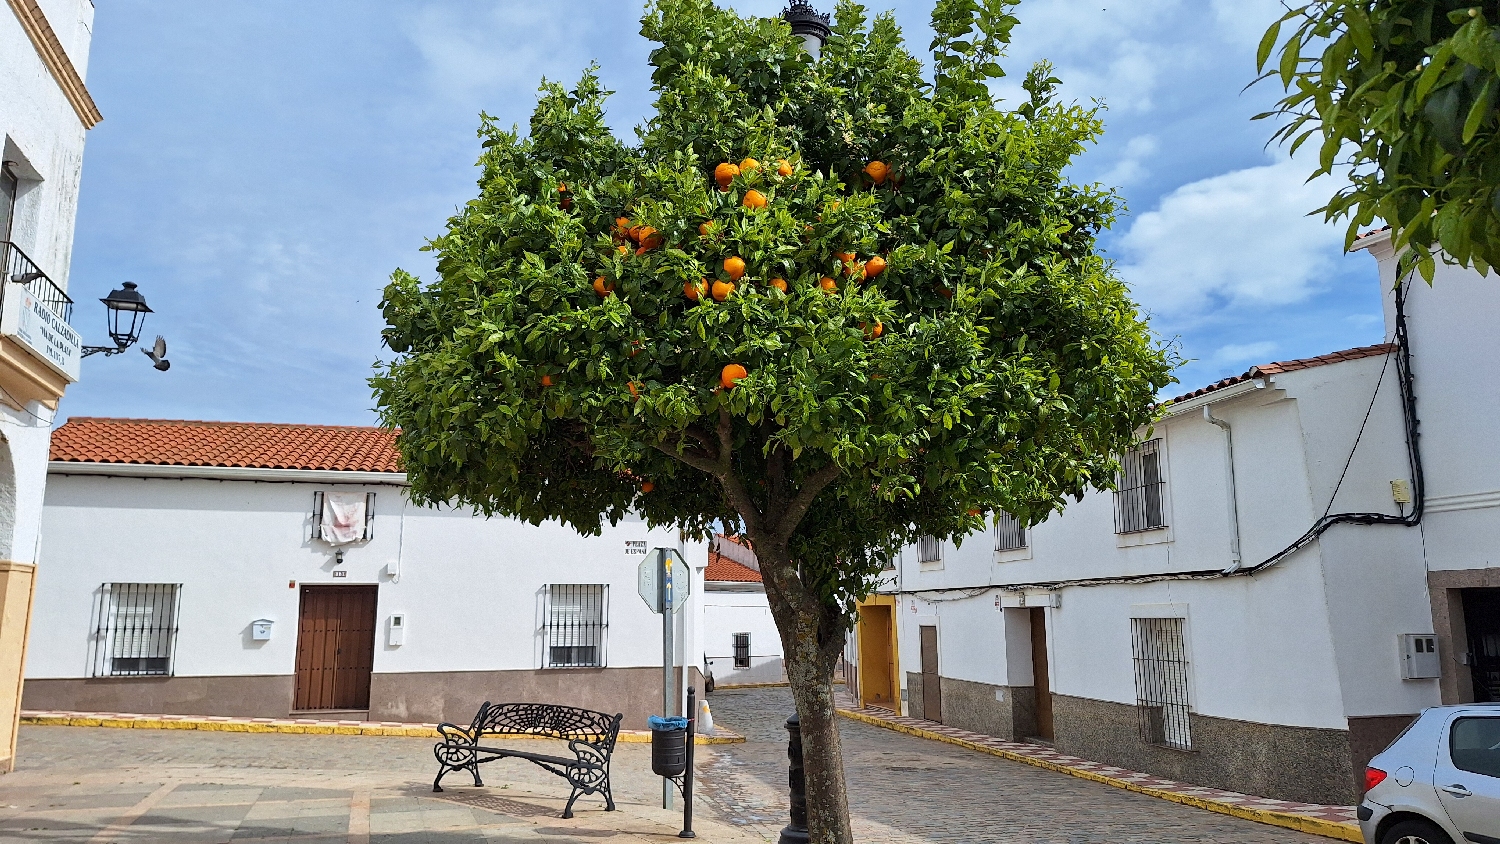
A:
[[21, 708, 744, 744], [833, 692, 1361, 842]]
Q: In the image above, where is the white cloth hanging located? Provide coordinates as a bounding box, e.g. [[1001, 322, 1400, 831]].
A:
[[321, 493, 366, 545]]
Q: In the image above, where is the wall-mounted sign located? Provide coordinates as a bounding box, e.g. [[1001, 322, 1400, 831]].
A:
[[1, 283, 81, 381], [625, 540, 647, 556]]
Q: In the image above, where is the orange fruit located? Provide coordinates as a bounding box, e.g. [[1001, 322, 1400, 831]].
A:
[[714, 162, 740, 191], [967, 508, 982, 517], [846, 261, 865, 278], [723, 256, 746, 281], [641, 481, 654, 493], [628, 225, 644, 243], [820, 276, 838, 293], [615, 216, 631, 232], [864, 255, 887, 279], [720, 363, 748, 389], [937, 286, 953, 299], [629, 341, 641, 357], [740, 157, 760, 173], [862, 321, 883, 338], [835, 251, 856, 265], [743, 190, 767, 210], [769, 278, 787, 293], [712, 280, 735, 301], [637, 226, 661, 250], [617, 244, 629, 255], [541, 374, 554, 387], [699, 221, 716, 237], [628, 381, 640, 397], [561, 196, 572, 210], [685, 279, 706, 300], [777, 159, 793, 177], [864, 161, 889, 184], [593, 277, 614, 297]]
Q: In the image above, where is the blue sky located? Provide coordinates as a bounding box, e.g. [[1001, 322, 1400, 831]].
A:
[[60, 0, 1388, 425]]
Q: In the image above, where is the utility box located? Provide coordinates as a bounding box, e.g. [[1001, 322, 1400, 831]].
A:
[[251, 619, 274, 641], [388, 614, 406, 647], [1400, 633, 1440, 679]]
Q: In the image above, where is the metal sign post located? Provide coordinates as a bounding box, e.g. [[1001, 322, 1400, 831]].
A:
[[639, 547, 690, 811]]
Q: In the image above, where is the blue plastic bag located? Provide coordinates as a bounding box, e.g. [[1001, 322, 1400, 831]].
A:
[[648, 715, 689, 731]]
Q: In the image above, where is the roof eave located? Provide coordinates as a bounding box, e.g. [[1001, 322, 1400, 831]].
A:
[[47, 461, 409, 485]]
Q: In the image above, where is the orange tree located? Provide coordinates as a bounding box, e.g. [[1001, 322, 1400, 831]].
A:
[[373, 1, 1174, 840]]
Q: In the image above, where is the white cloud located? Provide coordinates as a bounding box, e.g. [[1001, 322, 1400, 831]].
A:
[[1209, 340, 1277, 368], [407, 2, 598, 101], [1115, 156, 1345, 318], [1103, 134, 1159, 187]]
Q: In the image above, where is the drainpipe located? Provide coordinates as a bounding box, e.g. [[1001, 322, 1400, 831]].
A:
[[1203, 405, 1243, 573]]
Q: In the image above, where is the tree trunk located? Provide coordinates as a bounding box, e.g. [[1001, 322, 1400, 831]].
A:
[[753, 538, 855, 844]]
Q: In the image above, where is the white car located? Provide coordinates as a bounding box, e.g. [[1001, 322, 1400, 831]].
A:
[[1360, 703, 1500, 844]]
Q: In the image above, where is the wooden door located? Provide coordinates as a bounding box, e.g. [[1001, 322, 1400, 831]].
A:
[[857, 605, 895, 709], [919, 625, 941, 723], [1030, 608, 1054, 740], [294, 585, 378, 711]]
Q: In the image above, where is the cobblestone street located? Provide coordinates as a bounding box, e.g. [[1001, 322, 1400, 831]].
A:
[[699, 686, 1335, 844]]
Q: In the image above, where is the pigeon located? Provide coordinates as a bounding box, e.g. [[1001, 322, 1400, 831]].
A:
[[141, 335, 170, 371]]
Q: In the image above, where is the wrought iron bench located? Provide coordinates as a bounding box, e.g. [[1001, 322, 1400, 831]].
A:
[[432, 701, 623, 818]]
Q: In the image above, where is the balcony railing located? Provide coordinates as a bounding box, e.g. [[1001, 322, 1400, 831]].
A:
[[1, 240, 73, 323]]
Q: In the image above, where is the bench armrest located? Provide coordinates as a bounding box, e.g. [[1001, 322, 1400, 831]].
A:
[[436, 721, 476, 744]]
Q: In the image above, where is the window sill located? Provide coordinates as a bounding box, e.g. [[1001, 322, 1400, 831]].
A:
[[993, 545, 1032, 563], [1116, 527, 1172, 548]]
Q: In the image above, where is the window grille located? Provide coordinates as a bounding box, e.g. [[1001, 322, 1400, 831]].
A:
[[917, 535, 942, 564], [1131, 617, 1192, 750], [544, 584, 607, 668], [91, 583, 180, 677], [311, 491, 376, 542], [733, 633, 751, 669], [993, 512, 1027, 552], [1115, 439, 1166, 533]]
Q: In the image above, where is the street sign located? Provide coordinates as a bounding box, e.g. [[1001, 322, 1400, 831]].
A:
[[637, 548, 690, 614]]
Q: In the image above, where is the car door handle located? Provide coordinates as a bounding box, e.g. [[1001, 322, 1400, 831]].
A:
[[1439, 784, 1472, 798]]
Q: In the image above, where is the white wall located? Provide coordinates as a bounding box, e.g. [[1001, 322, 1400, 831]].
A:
[[701, 586, 783, 685], [31, 472, 709, 681]]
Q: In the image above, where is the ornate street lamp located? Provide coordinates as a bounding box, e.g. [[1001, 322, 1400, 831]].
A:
[[783, 0, 830, 57], [82, 281, 170, 369]]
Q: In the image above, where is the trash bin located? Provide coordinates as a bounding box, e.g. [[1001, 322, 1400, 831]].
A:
[[649, 715, 689, 778]]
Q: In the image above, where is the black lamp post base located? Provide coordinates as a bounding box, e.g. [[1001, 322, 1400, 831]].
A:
[[777, 825, 811, 844]]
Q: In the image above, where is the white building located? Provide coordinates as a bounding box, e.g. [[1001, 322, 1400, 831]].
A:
[[701, 535, 784, 689], [24, 418, 710, 729], [848, 232, 1500, 806], [0, 0, 100, 773]]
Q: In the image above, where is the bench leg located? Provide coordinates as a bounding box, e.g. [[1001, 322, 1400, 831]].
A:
[[603, 778, 616, 812], [433, 766, 447, 793], [470, 763, 483, 787], [562, 787, 582, 820]]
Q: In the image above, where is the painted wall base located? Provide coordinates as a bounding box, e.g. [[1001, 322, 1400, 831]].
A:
[[24, 666, 697, 731], [0, 562, 37, 774], [1052, 693, 1357, 806]]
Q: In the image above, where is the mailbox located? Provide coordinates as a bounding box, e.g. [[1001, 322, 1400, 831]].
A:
[[251, 619, 274, 641]]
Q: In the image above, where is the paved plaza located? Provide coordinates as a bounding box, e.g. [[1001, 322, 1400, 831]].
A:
[[0, 687, 1341, 843]]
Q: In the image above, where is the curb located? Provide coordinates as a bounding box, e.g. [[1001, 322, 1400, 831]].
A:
[[836, 708, 1360, 843], [20, 712, 743, 745]]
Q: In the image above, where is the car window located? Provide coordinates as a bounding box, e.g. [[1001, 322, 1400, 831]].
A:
[[1449, 717, 1500, 778]]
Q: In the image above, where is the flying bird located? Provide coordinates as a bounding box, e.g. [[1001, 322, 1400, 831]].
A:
[[141, 335, 170, 371]]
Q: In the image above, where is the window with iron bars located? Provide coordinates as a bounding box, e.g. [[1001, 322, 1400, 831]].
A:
[[917, 535, 942, 564], [993, 511, 1027, 552], [1115, 439, 1166, 533], [544, 584, 607, 668], [1131, 617, 1192, 750], [91, 583, 181, 677], [733, 632, 751, 669]]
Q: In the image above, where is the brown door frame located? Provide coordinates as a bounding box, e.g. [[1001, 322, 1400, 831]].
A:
[[293, 585, 378, 712], [1030, 607, 1054, 741]]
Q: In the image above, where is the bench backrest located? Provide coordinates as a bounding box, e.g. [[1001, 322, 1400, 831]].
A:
[[470, 702, 622, 750]]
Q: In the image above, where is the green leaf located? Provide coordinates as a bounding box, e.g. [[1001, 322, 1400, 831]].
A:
[[1256, 19, 1283, 72], [1279, 33, 1302, 87], [1462, 77, 1495, 144]]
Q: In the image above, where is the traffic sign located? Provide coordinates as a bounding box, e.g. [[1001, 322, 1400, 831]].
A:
[[637, 547, 690, 614]]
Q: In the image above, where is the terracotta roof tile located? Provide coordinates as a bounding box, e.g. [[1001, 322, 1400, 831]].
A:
[[1165, 343, 1396, 405], [706, 534, 762, 583], [50, 418, 402, 473]]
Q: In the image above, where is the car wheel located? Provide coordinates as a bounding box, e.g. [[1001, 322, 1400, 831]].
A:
[[705, 676, 715, 694], [1380, 818, 1454, 844]]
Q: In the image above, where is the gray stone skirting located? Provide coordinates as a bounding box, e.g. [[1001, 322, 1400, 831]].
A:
[[936, 676, 1038, 741], [24, 666, 697, 731], [1050, 693, 1358, 806], [905, 671, 923, 719]]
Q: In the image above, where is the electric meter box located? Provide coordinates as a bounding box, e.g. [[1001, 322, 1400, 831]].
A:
[[1400, 633, 1440, 679], [388, 614, 406, 647]]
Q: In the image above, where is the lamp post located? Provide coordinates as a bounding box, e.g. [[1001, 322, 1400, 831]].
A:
[[783, 0, 830, 57], [82, 281, 170, 370]]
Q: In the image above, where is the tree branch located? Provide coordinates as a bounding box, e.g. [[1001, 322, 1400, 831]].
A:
[[652, 440, 724, 477], [716, 407, 734, 472], [773, 460, 844, 539]]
